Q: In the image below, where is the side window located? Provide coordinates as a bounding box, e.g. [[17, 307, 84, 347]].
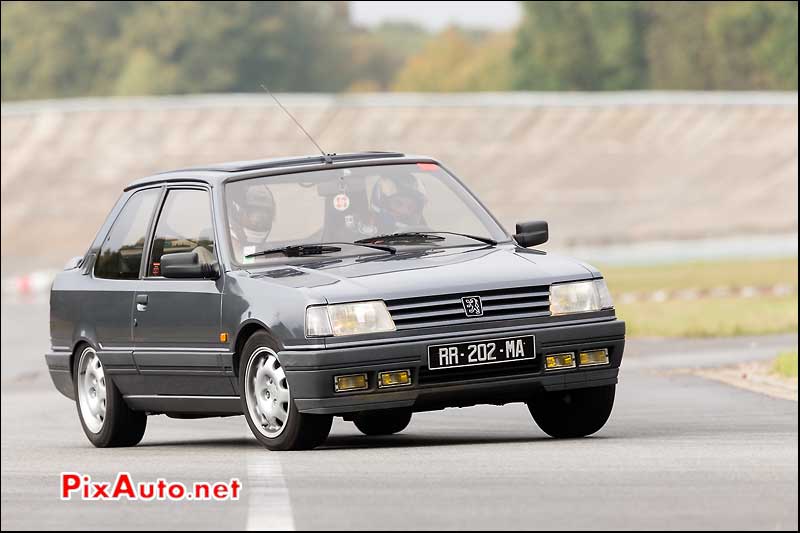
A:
[[148, 189, 215, 276], [95, 188, 160, 279]]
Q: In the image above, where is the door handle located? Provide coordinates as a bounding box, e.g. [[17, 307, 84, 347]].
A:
[[136, 293, 148, 311]]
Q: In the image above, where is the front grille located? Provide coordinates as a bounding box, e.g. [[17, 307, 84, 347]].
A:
[[385, 285, 550, 330], [417, 357, 541, 385]]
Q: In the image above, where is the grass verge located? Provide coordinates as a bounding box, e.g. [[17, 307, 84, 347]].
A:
[[600, 258, 798, 338], [772, 350, 798, 379], [601, 257, 797, 294]]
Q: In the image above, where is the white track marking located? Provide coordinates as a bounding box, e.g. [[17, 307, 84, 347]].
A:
[[245, 452, 295, 531]]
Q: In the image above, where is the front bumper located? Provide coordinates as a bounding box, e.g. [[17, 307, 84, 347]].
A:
[[279, 318, 625, 415]]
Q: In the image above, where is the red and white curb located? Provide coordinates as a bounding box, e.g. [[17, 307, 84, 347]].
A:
[[617, 284, 796, 304], [2, 270, 59, 297]]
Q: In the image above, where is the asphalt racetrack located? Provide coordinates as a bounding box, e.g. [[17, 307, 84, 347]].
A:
[[1, 300, 797, 530]]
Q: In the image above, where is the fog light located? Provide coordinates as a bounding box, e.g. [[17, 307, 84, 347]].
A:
[[334, 373, 368, 392], [579, 348, 609, 367], [545, 352, 576, 371], [378, 369, 411, 388]]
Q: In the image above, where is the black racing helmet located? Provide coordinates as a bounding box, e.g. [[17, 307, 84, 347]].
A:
[[231, 182, 276, 244], [369, 175, 427, 229]]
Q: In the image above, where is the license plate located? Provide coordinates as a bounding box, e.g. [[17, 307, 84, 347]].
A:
[[427, 335, 536, 371]]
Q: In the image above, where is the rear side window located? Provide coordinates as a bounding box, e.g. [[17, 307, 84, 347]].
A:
[[95, 188, 160, 279], [148, 189, 215, 277]]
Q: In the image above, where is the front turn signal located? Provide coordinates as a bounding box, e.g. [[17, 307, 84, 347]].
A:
[[378, 369, 411, 388], [579, 348, 609, 367], [544, 352, 576, 371]]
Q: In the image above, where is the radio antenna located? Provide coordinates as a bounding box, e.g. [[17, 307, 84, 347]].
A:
[[260, 84, 333, 164]]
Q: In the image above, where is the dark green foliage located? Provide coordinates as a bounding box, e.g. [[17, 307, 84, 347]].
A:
[[1, 1, 796, 100], [1, 1, 357, 99], [513, 1, 798, 91]]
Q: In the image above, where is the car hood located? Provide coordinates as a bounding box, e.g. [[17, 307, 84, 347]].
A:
[[244, 245, 598, 304]]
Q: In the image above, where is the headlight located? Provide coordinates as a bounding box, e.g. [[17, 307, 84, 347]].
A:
[[550, 279, 613, 316], [306, 301, 396, 337]]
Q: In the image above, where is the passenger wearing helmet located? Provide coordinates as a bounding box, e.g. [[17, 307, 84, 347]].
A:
[[369, 175, 427, 233], [229, 183, 276, 262]]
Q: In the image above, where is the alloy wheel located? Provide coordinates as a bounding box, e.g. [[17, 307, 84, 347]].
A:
[[245, 347, 291, 438], [77, 347, 107, 433]]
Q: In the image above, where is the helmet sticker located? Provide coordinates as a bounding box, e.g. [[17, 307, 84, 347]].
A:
[[358, 222, 377, 235], [242, 245, 256, 265], [333, 193, 350, 211]]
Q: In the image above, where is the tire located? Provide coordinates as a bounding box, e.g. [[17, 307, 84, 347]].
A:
[[73, 345, 147, 447], [527, 385, 615, 439], [239, 331, 332, 451], [353, 409, 412, 436]]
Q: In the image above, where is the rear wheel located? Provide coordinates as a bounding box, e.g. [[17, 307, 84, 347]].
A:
[[353, 409, 412, 436], [74, 345, 147, 447], [527, 385, 615, 438], [240, 332, 332, 450]]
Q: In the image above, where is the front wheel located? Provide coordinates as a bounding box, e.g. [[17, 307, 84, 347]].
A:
[[353, 409, 412, 436], [527, 385, 615, 438], [240, 332, 332, 450], [74, 345, 147, 447]]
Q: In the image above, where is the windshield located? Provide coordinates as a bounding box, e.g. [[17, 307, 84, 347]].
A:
[[224, 162, 508, 265]]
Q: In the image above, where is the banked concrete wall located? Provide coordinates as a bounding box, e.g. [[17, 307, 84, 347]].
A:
[[1, 92, 797, 266]]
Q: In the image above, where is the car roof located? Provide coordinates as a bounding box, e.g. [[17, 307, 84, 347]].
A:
[[124, 151, 438, 191]]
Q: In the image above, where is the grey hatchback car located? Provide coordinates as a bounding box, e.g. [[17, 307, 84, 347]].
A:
[[46, 152, 625, 450]]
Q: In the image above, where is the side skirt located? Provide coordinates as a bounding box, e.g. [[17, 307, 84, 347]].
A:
[[123, 394, 243, 415]]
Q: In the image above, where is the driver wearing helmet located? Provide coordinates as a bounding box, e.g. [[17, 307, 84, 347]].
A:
[[229, 183, 276, 262], [369, 175, 427, 233]]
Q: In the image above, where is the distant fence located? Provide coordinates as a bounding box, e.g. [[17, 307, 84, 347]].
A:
[[1, 92, 797, 269]]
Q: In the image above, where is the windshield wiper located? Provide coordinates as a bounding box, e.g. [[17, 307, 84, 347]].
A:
[[356, 231, 497, 247], [245, 242, 395, 259], [246, 244, 341, 258]]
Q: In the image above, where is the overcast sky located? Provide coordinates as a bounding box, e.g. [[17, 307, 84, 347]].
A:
[[350, 1, 522, 31]]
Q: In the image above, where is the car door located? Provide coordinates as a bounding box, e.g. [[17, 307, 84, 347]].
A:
[[89, 187, 161, 393], [132, 186, 233, 396]]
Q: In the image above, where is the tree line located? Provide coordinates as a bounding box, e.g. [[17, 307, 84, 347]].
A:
[[1, 1, 796, 101]]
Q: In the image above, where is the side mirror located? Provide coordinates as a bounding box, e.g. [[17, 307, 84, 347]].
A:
[[513, 220, 548, 248], [161, 251, 220, 279], [63, 255, 84, 271]]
